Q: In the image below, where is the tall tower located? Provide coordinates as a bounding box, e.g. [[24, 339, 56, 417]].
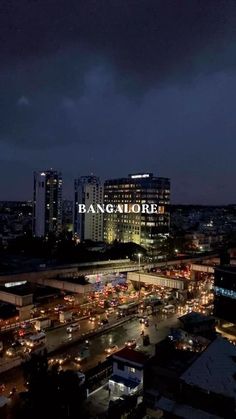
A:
[[104, 173, 170, 251], [74, 176, 103, 242], [33, 170, 62, 237]]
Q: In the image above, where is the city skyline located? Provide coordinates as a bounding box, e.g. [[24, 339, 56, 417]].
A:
[[1, 1, 236, 204]]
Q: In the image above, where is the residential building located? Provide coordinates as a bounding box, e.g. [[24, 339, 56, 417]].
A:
[[104, 173, 170, 252], [74, 176, 103, 242], [33, 170, 62, 237], [109, 347, 149, 397], [62, 200, 73, 232]]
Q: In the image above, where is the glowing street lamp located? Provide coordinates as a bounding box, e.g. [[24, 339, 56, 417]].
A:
[[137, 253, 142, 300]]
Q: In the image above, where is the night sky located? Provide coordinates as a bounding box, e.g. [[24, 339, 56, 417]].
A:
[[1, 0, 236, 204]]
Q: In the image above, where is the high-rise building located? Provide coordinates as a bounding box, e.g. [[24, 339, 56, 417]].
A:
[[33, 170, 62, 237], [74, 176, 103, 242], [104, 173, 170, 251]]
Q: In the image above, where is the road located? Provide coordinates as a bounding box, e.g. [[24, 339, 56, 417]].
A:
[[0, 312, 179, 396]]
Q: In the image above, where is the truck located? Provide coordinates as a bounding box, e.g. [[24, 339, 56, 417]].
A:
[[59, 311, 73, 323], [34, 317, 51, 331]]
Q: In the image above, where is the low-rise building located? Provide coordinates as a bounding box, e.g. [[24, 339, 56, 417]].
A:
[[144, 337, 236, 418], [179, 311, 216, 339], [109, 348, 149, 397]]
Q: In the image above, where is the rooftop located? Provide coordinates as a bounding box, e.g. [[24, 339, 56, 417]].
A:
[[179, 312, 214, 325], [152, 339, 197, 374], [181, 337, 236, 399], [0, 284, 33, 296], [113, 348, 149, 365], [156, 397, 221, 419]]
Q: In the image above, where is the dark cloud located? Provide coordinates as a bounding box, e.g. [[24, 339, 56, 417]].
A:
[[1, 1, 236, 88], [0, 1, 236, 203]]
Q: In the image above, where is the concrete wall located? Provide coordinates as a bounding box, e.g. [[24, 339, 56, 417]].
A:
[[128, 272, 186, 290], [31, 277, 92, 294], [113, 361, 143, 383], [0, 290, 33, 306]]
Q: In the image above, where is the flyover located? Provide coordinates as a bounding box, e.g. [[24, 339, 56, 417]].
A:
[[128, 271, 187, 290], [0, 253, 219, 290], [29, 276, 93, 294], [0, 285, 33, 320]]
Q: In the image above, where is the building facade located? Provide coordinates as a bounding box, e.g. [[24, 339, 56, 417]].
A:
[[109, 348, 148, 397], [214, 265, 236, 323], [74, 176, 103, 242], [104, 173, 170, 250], [33, 170, 62, 237]]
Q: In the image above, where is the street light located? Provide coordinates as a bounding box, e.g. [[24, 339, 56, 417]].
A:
[[137, 253, 142, 300]]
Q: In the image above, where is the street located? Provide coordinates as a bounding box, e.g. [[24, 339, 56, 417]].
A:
[[0, 312, 179, 396]]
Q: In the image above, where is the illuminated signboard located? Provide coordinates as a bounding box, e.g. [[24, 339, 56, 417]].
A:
[[130, 174, 151, 179], [5, 281, 27, 288]]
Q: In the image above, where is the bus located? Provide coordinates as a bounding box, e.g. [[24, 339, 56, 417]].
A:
[[117, 302, 139, 317], [24, 332, 46, 351]]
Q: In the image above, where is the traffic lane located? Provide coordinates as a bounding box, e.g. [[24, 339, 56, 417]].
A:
[[58, 313, 179, 372], [0, 313, 118, 365], [0, 313, 178, 397], [46, 315, 117, 351]]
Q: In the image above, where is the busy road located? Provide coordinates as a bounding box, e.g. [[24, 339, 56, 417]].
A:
[[0, 311, 179, 396]]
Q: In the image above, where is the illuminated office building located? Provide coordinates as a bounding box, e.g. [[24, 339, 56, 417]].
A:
[[33, 170, 62, 237], [214, 265, 236, 323], [74, 176, 103, 242], [104, 173, 170, 251]]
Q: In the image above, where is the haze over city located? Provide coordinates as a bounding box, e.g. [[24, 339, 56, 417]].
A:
[[1, 0, 236, 203]]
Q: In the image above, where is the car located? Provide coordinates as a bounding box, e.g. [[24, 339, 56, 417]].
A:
[[125, 339, 136, 349], [139, 316, 148, 324], [74, 348, 89, 363], [89, 316, 96, 322], [66, 322, 80, 333], [98, 319, 109, 326], [48, 355, 70, 366], [54, 304, 65, 312], [105, 345, 118, 355], [6, 342, 23, 357], [64, 295, 75, 302], [106, 307, 115, 314]]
